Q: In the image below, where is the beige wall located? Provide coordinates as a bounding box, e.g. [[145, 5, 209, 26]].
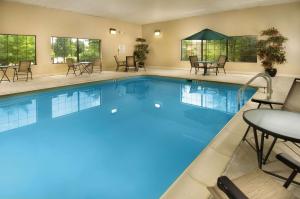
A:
[[142, 2, 300, 76], [1, 2, 300, 76], [0, 2, 141, 76]]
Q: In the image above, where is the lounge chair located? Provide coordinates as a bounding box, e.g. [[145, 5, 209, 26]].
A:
[[212, 55, 227, 75], [251, 78, 300, 111], [208, 153, 300, 199], [13, 60, 32, 81], [125, 56, 138, 72], [66, 58, 80, 76], [189, 55, 204, 74], [114, 55, 126, 71]]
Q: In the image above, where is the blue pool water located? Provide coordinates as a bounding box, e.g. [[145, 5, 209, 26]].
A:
[[0, 76, 255, 199]]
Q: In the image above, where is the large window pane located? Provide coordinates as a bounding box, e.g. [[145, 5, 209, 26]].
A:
[[0, 35, 8, 65], [181, 40, 202, 60], [51, 37, 101, 63], [228, 36, 257, 62], [0, 34, 36, 65]]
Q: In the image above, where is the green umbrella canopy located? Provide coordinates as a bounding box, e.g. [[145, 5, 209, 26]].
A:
[[184, 28, 229, 40]]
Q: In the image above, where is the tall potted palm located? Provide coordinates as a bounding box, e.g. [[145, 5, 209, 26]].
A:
[[133, 38, 149, 68], [257, 27, 287, 77]]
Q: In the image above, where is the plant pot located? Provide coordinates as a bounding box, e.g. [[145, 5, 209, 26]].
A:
[[265, 68, 277, 77], [138, 62, 144, 68]]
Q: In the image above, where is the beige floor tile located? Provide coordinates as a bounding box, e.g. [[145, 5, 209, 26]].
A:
[[186, 147, 230, 186], [161, 173, 210, 199]]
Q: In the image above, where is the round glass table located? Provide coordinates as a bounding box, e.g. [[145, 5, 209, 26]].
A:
[[243, 109, 300, 168]]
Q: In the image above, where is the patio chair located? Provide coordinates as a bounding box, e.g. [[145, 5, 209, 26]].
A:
[[207, 153, 300, 199], [125, 56, 138, 72], [13, 60, 32, 81], [213, 55, 227, 75], [189, 56, 204, 74], [92, 58, 102, 73], [114, 55, 126, 71], [66, 58, 80, 76]]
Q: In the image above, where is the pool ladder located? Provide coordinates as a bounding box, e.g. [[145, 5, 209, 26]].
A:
[[237, 73, 273, 109]]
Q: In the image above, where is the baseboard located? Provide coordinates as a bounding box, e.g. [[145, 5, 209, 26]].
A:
[[145, 66, 300, 78]]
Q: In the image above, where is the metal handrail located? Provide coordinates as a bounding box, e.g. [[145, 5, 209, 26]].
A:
[[237, 73, 273, 108]]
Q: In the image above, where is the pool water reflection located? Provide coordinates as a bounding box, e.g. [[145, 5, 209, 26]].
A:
[[0, 76, 255, 199]]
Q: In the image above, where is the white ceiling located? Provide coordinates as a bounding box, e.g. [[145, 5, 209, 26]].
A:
[[5, 0, 300, 24]]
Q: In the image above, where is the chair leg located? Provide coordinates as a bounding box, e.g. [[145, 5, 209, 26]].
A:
[[66, 67, 70, 76], [223, 68, 226, 74], [13, 70, 16, 82], [73, 67, 77, 76], [190, 67, 192, 74], [26, 73, 28, 81]]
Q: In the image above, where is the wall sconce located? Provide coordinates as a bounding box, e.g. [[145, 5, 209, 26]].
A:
[[109, 28, 117, 35], [154, 30, 161, 36]]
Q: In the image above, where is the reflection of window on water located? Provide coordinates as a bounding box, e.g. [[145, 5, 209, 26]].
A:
[[181, 85, 203, 107], [52, 89, 101, 118], [181, 84, 237, 113], [79, 90, 101, 111], [52, 92, 79, 118], [0, 99, 37, 132]]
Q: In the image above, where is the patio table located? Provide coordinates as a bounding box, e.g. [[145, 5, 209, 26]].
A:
[[79, 61, 93, 75], [0, 65, 18, 83], [0, 65, 10, 82], [243, 109, 300, 169], [196, 60, 214, 75]]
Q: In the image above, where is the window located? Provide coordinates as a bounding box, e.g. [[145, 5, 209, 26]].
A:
[[203, 40, 227, 61], [0, 34, 36, 65], [51, 37, 101, 64], [228, 36, 257, 62], [181, 35, 257, 63]]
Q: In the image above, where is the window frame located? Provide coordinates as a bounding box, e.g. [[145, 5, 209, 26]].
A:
[[51, 36, 101, 64], [0, 33, 37, 65]]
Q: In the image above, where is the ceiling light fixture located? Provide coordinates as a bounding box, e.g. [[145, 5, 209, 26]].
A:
[[154, 30, 161, 36], [110, 28, 117, 35]]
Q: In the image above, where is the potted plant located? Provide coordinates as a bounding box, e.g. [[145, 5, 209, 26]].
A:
[[257, 27, 287, 77], [133, 38, 149, 68]]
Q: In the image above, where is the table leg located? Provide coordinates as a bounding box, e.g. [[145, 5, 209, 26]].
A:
[[0, 68, 10, 82], [253, 129, 265, 169], [263, 137, 277, 165], [260, 132, 265, 169], [242, 126, 251, 141], [203, 63, 207, 75]]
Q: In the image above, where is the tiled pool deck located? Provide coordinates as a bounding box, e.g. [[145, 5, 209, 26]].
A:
[[0, 69, 299, 198]]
